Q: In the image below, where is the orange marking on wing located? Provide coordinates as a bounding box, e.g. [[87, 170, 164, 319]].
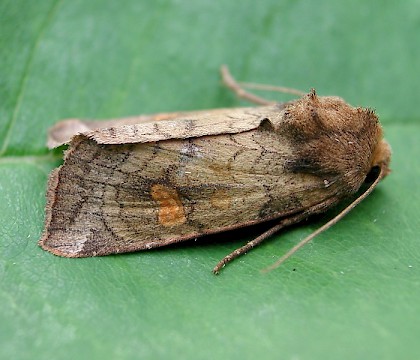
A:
[[151, 184, 187, 226]]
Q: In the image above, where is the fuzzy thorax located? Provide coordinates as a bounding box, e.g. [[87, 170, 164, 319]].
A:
[[281, 90, 391, 194]]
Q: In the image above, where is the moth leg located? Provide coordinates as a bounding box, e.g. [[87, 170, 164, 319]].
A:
[[213, 195, 343, 274], [212, 212, 308, 274], [261, 174, 385, 273], [220, 65, 305, 105]]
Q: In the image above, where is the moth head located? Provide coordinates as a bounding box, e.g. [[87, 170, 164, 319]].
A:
[[357, 107, 391, 183], [367, 138, 392, 182]]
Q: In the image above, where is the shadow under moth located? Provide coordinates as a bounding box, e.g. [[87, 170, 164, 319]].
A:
[[39, 66, 391, 274]]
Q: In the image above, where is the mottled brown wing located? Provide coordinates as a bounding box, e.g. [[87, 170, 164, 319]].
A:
[[40, 118, 334, 258], [47, 106, 280, 148]]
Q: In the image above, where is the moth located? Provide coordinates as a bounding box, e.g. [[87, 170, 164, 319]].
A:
[[40, 66, 391, 273]]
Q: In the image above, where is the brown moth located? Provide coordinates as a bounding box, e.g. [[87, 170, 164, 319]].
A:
[[39, 66, 391, 273]]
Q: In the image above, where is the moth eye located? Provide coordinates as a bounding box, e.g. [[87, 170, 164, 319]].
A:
[[365, 165, 380, 183]]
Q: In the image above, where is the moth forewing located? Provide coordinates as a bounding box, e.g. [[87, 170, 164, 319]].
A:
[[41, 103, 341, 257]]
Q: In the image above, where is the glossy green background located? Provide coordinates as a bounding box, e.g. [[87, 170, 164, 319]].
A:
[[1, 1, 419, 359]]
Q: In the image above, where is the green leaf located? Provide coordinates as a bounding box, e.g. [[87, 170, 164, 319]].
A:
[[1, 1, 419, 359]]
